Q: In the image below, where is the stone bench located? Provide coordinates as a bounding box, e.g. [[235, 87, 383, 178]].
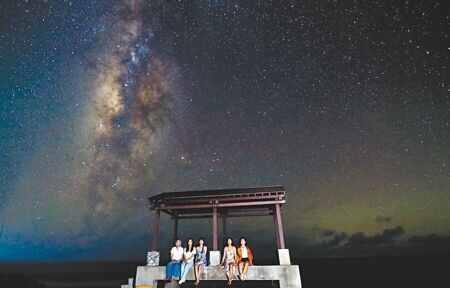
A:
[[133, 265, 302, 288]]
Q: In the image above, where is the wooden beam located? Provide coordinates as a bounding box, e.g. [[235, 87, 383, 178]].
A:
[[158, 200, 285, 211], [174, 212, 273, 219]]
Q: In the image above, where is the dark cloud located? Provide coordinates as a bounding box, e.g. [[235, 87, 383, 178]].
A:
[[317, 226, 405, 249], [375, 215, 392, 223], [321, 230, 335, 237], [408, 234, 450, 246], [405, 234, 450, 255], [345, 226, 405, 247], [288, 227, 450, 258], [324, 232, 349, 247]]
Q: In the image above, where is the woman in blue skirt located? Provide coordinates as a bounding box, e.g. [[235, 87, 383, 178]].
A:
[[194, 237, 208, 286]]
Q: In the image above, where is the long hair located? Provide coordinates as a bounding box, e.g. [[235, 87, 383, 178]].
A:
[[224, 237, 233, 248], [198, 237, 206, 253], [186, 237, 194, 253]]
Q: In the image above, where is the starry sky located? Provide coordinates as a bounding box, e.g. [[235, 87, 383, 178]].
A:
[[0, 0, 448, 261]]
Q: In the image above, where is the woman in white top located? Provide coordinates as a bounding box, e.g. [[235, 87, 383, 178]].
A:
[[179, 237, 196, 285]]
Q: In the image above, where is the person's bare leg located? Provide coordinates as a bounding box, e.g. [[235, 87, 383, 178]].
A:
[[229, 263, 234, 283], [198, 266, 203, 284], [242, 262, 249, 279], [238, 262, 243, 279], [225, 265, 230, 284], [194, 264, 200, 285]]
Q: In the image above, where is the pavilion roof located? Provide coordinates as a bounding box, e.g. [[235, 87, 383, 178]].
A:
[[148, 185, 286, 218]]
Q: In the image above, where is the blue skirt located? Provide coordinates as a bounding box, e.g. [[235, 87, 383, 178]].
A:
[[166, 261, 181, 280]]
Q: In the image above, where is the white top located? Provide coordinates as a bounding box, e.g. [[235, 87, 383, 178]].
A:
[[241, 247, 248, 258], [183, 247, 197, 261], [170, 246, 184, 261]]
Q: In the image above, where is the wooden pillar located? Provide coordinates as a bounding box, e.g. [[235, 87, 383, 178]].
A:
[[173, 213, 178, 243], [213, 205, 218, 251], [151, 209, 160, 251], [274, 203, 285, 249], [273, 207, 280, 248]]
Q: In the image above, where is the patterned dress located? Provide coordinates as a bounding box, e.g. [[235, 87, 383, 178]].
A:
[[196, 245, 208, 267], [224, 247, 236, 272]]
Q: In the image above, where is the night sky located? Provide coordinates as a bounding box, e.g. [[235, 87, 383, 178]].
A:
[[0, 0, 448, 261]]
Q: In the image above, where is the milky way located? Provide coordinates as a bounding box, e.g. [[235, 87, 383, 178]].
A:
[[80, 0, 179, 240]]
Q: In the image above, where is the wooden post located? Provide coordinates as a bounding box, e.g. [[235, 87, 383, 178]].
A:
[[151, 209, 160, 251], [274, 203, 285, 249], [213, 205, 218, 251], [273, 207, 281, 248]]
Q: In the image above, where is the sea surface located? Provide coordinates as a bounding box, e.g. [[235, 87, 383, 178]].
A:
[[0, 254, 447, 288]]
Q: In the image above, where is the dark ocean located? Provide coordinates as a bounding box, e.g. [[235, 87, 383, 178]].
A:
[[0, 255, 447, 288]]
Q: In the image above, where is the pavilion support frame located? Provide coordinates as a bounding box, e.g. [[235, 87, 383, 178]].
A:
[[273, 208, 281, 248], [150, 209, 160, 251], [274, 203, 285, 249], [212, 205, 218, 251], [148, 186, 287, 253]]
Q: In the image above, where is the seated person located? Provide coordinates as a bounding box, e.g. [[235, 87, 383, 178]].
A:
[[220, 237, 237, 285], [194, 237, 208, 286], [236, 237, 254, 281], [166, 239, 183, 282], [179, 237, 196, 285]]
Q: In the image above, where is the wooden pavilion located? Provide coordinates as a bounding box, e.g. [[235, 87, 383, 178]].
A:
[[148, 185, 287, 252]]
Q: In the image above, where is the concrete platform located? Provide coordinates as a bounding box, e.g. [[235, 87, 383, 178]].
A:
[[133, 265, 302, 288]]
